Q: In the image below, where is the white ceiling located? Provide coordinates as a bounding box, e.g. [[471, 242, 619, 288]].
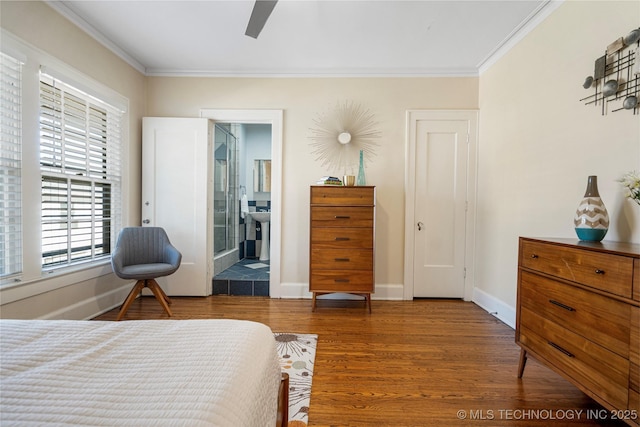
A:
[[48, 0, 557, 77]]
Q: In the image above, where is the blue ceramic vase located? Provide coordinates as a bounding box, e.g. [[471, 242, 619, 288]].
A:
[[356, 150, 366, 186]]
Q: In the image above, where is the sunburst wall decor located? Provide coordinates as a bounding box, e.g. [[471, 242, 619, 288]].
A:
[[308, 100, 381, 174]]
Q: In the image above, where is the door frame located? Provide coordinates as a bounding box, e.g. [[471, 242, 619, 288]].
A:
[[403, 110, 478, 301], [200, 109, 283, 298]]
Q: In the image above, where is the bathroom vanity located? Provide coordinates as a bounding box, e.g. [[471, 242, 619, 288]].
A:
[[309, 186, 376, 312]]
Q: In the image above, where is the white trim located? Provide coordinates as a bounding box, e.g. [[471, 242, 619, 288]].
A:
[[44, 0, 147, 75], [200, 109, 283, 298], [478, 0, 564, 75], [37, 282, 133, 320], [1, 261, 113, 305], [145, 68, 480, 78], [472, 287, 516, 329], [403, 110, 478, 302], [1, 30, 129, 112]]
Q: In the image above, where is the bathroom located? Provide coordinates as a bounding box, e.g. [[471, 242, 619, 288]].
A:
[[212, 122, 272, 296]]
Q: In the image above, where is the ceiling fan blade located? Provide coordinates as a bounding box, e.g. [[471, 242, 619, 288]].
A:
[[245, 0, 278, 39]]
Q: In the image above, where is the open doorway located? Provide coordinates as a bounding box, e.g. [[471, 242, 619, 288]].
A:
[[200, 109, 283, 299], [212, 123, 273, 296]]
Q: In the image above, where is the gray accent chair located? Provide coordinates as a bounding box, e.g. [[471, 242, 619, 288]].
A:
[[111, 227, 182, 321]]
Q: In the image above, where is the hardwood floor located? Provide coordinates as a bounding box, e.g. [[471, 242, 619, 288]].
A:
[[94, 296, 629, 426]]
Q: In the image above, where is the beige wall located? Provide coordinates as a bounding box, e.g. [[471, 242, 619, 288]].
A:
[[476, 0, 640, 316], [3, 0, 638, 322], [146, 77, 479, 291], [0, 1, 146, 319]]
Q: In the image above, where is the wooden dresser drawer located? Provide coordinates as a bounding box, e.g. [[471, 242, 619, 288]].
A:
[[311, 206, 373, 228], [311, 248, 373, 270], [311, 186, 374, 205], [310, 271, 374, 292], [520, 309, 630, 409], [520, 270, 631, 358], [310, 186, 375, 312], [517, 238, 640, 426], [311, 227, 373, 249], [520, 240, 634, 298]]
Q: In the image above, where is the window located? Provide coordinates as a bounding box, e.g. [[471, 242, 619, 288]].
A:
[[0, 52, 23, 280], [39, 73, 122, 268]]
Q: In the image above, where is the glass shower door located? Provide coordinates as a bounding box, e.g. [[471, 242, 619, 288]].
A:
[[213, 124, 237, 256]]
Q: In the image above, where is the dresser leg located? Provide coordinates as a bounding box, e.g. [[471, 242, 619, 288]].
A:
[[366, 294, 371, 313], [517, 349, 527, 378], [312, 293, 317, 312]]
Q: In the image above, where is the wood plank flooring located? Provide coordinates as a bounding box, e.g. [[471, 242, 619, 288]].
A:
[[94, 296, 629, 426]]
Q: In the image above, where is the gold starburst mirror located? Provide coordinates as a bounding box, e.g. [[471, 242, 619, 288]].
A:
[[308, 100, 381, 175]]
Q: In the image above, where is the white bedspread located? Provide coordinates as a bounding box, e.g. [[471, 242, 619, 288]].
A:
[[0, 319, 281, 427]]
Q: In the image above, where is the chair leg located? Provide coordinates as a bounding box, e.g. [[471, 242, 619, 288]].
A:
[[117, 280, 146, 321], [146, 279, 173, 318], [152, 280, 173, 306]]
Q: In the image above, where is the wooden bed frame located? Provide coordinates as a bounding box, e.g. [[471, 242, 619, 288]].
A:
[[277, 373, 290, 427]]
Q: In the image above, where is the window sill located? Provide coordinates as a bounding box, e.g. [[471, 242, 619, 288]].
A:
[[0, 260, 114, 305]]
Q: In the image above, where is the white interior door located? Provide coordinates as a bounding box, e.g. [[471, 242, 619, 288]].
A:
[[142, 117, 212, 296], [412, 118, 470, 298]]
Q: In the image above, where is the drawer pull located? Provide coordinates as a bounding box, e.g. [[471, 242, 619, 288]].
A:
[[335, 237, 350, 241], [335, 258, 350, 262], [594, 269, 605, 275], [548, 341, 575, 358], [334, 279, 350, 283], [549, 299, 575, 312], [530, 254, 538, 259], [335, 215, 351, 219]]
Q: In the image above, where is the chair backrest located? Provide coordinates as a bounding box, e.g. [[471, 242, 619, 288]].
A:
[[115, 227, 173, 267]]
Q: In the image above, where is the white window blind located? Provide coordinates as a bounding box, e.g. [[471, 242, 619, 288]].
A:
[[39, 72, 122, 268], [0, 52, 23, 280]]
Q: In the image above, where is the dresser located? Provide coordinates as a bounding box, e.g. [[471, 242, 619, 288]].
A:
[[516, 237, 640, 426], [309, 186, 375, 312]]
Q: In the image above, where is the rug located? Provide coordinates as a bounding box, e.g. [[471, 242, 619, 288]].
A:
[[274, 333, 318, 427]]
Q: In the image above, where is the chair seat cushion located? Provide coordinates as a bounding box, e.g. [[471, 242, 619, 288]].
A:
[[118, 263, 180, 280]]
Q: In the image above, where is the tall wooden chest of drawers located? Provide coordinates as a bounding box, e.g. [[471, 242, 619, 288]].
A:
[[309, 186, 375, 312], [516, 237, 640, 426]]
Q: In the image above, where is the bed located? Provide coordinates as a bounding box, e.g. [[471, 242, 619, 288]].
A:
[[0, 318, 288, 427]]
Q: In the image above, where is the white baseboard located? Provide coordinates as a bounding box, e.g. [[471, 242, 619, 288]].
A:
[[73, 283, 510, 322], [279, 282, 405, 300], [39, 283, 133, 320], [472, 287, 516, 329]]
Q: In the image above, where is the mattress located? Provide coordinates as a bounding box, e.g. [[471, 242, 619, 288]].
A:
[[0, 319, 281, 426]]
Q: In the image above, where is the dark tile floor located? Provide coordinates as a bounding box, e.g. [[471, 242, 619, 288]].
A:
[[212, 259, 270, 296]]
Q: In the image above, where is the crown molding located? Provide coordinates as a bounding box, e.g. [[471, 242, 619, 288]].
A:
[[144, 67, 480, 78], [477, 0, 564, 75], [45, 0, 147, 75], [46, 0, 560, 79]]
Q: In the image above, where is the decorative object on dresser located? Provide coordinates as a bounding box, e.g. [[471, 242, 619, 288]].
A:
[[309, 186, 375, 312], [516, 237, 640, 427], [619, 170, 640, 206], [574, 175, 609, 242], [357, 149, 366, 186]]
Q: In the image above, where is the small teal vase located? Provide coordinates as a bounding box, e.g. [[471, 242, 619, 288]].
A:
[[356, 150, 366, 186], [574, 175, 609, 241]]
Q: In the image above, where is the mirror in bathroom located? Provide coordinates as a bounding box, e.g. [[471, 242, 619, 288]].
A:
[[254, 159, 271, 192]]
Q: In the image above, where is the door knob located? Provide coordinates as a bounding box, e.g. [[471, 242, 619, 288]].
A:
[[417, 221, 423, 231], [142, 219, 150, 224]]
